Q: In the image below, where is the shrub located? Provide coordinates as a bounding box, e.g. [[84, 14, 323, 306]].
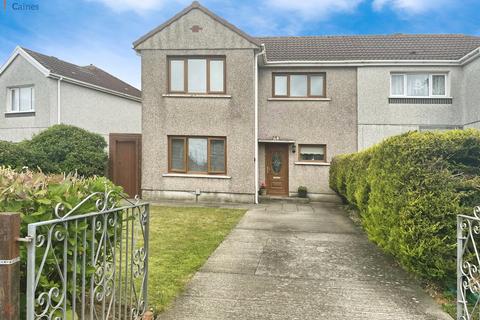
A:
[[28, 124, 107, 176], [329, 129, 480, 286], [298, 186, 308, 198], [0, 125, 107, 176], [0, 166, 123, 318], [0, 141, 35, 169]]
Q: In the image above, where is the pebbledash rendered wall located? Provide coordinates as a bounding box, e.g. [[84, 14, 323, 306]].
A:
[[357, 66, 464, 150], [258, 67, 358, 201], [137, 8, 258, 203]]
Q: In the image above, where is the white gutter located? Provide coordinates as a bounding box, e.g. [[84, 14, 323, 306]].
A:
[[459, 47, 480, 65], [57, 77, 63, 124], [254, 44, 266, 205], [262, 60, 462, 67]]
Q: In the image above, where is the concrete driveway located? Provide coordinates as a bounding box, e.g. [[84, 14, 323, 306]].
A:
[[158, 202, 452, 320]]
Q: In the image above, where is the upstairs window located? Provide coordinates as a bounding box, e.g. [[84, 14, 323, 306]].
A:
[[390, 73, 447, 97], [168, 57, 225, 94], [7, 86, 35, 112], [273, 73, 326, 98], [169, 136, 226, 174]]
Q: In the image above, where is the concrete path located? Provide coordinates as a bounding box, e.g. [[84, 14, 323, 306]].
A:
[[158, 202, 452, 320]]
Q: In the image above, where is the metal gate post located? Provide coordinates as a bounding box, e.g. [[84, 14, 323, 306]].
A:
[[0, 213, 21, 320], [26, 223, 36, 320], [457, 215, 464, 320]]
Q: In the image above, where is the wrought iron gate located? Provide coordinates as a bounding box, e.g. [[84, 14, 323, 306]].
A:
[[457, 207, 480, 320], [24, 190, 149, 320]]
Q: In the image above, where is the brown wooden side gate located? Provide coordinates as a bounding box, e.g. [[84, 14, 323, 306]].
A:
[[109, 134, 142, 198]]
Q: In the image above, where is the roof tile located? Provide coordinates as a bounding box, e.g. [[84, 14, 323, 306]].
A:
[[256, 34, 480, 62], [23, 48, 141, 98]]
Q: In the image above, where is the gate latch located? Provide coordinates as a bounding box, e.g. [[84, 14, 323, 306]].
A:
[[0, 257, 20, 265]]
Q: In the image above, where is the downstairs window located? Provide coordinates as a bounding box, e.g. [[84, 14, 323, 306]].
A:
[[298, 144, 326, 162], [169, 136, 226, 174]]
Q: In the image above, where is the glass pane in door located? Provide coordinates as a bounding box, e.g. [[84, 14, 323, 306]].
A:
[[272, 152, 282, 174]]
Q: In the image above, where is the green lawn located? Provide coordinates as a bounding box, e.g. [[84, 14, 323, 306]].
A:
[[146, 206, 246, 314]]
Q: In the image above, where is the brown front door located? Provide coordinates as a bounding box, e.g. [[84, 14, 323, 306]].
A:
[[265, 144, 289, 196], [109, 134, 142, 198]]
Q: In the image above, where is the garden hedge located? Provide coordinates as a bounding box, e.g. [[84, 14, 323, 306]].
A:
[[0, 124, 107, 176], [0, 166, 123, 317], [330, 129, 480, 286]]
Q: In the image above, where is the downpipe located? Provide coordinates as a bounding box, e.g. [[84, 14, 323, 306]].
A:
[[254, 44, 266, 205]]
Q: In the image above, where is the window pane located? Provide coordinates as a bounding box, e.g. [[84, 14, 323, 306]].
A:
[[210, 139, 225, 172], [171, 138, 185, 171], [170, 60, 184, 92], [274, 75, 287, 96], [188, 138, 207, 172], [432, 75, 446, 96], [209, 60, 224, 92], [19, 87, 32, 111], [188, 59, 207, 93], [11, 89, 19, 111], [407, 74, 429, 96], [290, 75, 308, 97], [310, 75, 324, 96], [300, 145, 325, 161], [391, 74, 404, 95]]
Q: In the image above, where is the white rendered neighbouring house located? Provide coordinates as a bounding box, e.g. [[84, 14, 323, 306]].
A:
[[0, 46, 142, 143]]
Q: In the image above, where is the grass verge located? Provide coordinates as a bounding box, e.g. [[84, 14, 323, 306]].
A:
[[147, 205, 246, 314]]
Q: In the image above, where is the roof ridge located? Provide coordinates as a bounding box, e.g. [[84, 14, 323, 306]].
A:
[[256, 34, 479, 40]]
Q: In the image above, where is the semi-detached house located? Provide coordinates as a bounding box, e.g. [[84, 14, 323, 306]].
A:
[[133, 1, 480, 203]]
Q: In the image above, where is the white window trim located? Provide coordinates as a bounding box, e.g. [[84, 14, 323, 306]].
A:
[[6, 85, 35, 112], [389, 73, 449, 98]]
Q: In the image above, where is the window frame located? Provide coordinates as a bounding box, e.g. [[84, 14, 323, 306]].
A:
[[7, 85, 35, 112], [167, 56, 226, 95], [272, 73, 326, 98], [390, 73, 448, 98], [168, 136, 227, 175], [298, 144, 327, 163]]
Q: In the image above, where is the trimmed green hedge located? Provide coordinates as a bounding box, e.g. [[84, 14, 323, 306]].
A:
[[0, 124, 107, 176], [330, 129, 480, 285]]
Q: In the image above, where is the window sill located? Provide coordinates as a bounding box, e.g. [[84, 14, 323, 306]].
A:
[[162, 173, 231, 179], [162, 94, 232, 99], [294, 161, 331, 166], [5, 111, 35, 117], [268, 97, 331, 101], [388, 97, 453, 104]]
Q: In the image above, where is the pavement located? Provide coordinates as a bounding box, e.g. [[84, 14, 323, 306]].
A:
[[157, 201, 452, 320]]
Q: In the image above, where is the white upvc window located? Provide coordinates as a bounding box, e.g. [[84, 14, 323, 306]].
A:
[[7, 86, 35, 112], [390, 73, 448, 98]]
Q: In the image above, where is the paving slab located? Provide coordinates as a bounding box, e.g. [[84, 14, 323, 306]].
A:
[[157, 202, 452, 320]]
